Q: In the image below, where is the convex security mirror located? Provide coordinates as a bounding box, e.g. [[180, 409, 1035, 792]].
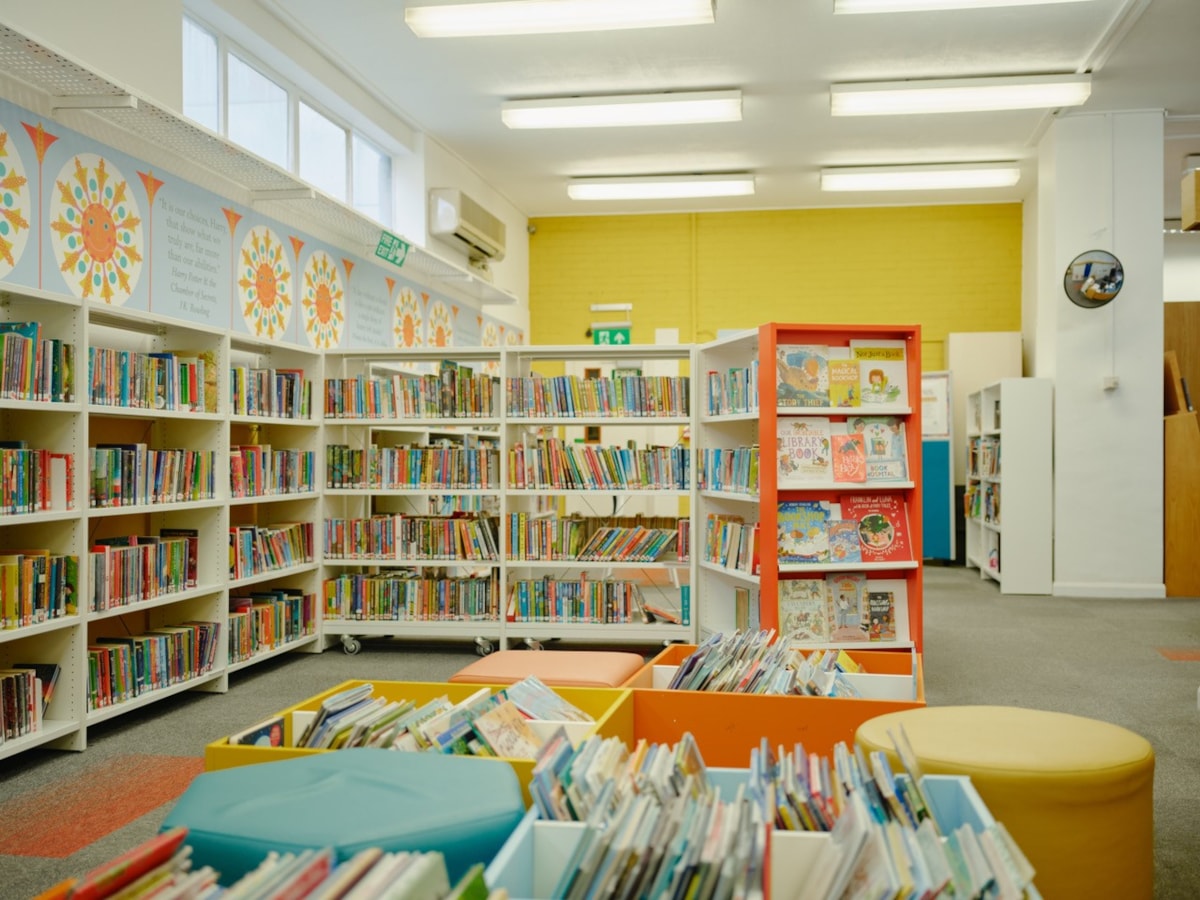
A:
[[1064, 250, 1124, 309]]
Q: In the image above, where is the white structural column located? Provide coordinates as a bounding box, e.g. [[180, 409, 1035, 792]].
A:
[[1035, 110, 1165, 598]]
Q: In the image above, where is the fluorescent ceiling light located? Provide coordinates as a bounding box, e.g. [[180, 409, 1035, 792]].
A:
[[831, 74, 1091, 115], [405, 0, 715, 37], [835, 0, 1093, 12], [502, 90, 741, 129], [569, 174, 755, 201], [820, 163, 1021, 191]]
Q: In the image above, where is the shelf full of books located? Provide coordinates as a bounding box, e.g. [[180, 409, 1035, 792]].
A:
[[501, 344, 695, 646], [964, 378, 1053, 594], [697, 323, 923, 652]]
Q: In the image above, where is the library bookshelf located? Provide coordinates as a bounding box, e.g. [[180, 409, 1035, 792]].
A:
[[697, 323, 924, 653], [0, 287, 321, 761], [964, 378, 1053, 594]]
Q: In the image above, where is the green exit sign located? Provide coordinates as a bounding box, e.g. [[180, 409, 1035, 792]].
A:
[[374, 230, 410, 268], [593, 327, 631, 346]]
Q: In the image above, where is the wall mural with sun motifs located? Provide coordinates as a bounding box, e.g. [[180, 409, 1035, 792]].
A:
[[0, 96, 522, 350]]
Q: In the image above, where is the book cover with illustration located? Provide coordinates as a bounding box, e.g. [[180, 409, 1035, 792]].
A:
[[849, 339, 908, 407], [867, 589, 898, 641], [828, 358, 861, 408], [829, 430, 867, 483], [776, 500, 831, 564], [840, 494, 912, 564], [826, 572, 869, 642], [848, 416, 908, 482], [826, 519, 863, 565], [778, 577, 830, 644], [777, 417, 831, 485], [775, 345, 830, 408]]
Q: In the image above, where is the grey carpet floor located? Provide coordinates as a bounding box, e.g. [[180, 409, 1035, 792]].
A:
[[1, 563, 1197, 899]]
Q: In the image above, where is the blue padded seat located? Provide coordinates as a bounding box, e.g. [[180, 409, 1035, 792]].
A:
[[162, 748, 525, 885]]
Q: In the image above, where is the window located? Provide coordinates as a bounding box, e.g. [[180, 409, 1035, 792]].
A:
[[299, 101, 347, 201], [181, 15, 394, 225], [227, 54, 289, 169], [352, 135, 392, 226], [182, 17, 219, 131]]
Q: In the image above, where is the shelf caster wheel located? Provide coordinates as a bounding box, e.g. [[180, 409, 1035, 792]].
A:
[[341, 636, 362, 655], [474, 637, 494, 656], [524, 638, 544, 651]]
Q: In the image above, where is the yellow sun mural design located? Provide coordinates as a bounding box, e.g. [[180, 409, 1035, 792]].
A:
[[237, 227, 292, 338], [393, 286, 424, 348], [0, 128, 31, 278], [427, 300, 454, 347], [301, 250, 345, 349], [50, 154, 143, 303]]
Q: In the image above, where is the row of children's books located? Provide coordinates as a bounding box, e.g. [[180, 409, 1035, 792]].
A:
[[86, 621, 221, 711], [325, 444, 500, 490], [504, 373, 690, 418], [89, 445, 216, 508], [0, 663, 57, 742], [1, 549, 77, 629], [229, 522, 315, 580], [88, 346, 216, 413], [228, 589, 318, 663], [230, 446, 316, 498], [324, 365, 499, 419], [506, 512, 689, 563], [701, 513, 760, 575], [777, 415, 908, 487], [699, 444, 760, 495], [0, 321, 74, 403], [777, 495, 913, 566], [322, 571, 499, 622], [323, 513, 501, 561], [775, 340, 909, 410], [704, 358, 759, 416], [505, 576, 648, 625], [33, 826, 500, 900], [528, 729, 1037, 900], [0, 444, 73, 514], [230, 365, 312, 420], [90, 535, 191, 611], [508, 439, 690, 491], [781, 574, 906, 645]]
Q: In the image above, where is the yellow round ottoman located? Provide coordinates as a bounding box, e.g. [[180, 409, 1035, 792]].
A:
[[855, 706, 1154, 900]]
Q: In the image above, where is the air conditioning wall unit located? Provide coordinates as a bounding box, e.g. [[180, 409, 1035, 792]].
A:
[[429, 187, 507, 261]]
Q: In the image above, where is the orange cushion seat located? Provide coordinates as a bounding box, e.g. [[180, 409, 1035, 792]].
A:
[[449, 650, 645, 688], [855, 705, 1155, 900]]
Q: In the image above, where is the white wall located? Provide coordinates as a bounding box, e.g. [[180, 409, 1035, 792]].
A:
[[1, 1, 184, 111], [1165, 232, 1200, 301], [1040, 111, 1165, 598]]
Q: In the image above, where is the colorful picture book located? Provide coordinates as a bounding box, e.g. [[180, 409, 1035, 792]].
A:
[[867, 589, 898, 641], [229, 713, 286, 747], [840, 494, 913, 564], [777, 417, 831, 485], [776, 500, 831, 564], [849, 339, 908, 407], [848, 416, 908, 481], [826, 572, 869, 642], [828, 357, 861, 408], [778, 577, 830, 643], [775, 345, 830, 408], [830, 430, 867, 483], [826, 519, 864, 565]]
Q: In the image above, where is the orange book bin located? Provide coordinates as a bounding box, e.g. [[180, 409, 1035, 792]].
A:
[[620, 644, 925, 766]]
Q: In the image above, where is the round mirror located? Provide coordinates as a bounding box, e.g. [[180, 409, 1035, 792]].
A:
[[1064, 250, 1124, 309]]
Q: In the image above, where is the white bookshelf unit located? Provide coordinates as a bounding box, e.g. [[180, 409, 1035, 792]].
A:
[[964, 378, 1053, 594]]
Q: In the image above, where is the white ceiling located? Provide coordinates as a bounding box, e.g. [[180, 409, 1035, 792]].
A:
[[260, 0, 1200, 220]]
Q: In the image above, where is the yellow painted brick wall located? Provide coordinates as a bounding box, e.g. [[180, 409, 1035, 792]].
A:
[[530, 204, 1022, 371]]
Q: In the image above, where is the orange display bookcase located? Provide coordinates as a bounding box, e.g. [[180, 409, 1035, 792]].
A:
[[620, 644, 925, 766], [757, 322, 924, 652], [204, 680, 634, 805]]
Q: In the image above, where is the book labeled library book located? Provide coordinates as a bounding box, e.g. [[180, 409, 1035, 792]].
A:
[[849, 339, 908, 407], [777, 417, 831, 485], [840, 494, 913, 564], [775, 345, 830, 408]]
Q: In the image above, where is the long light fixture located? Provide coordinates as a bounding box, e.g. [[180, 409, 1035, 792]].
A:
[[405, 0, 716, 37], [830, 74, 1091, 116], [820, 163, 1021, 192], [835, 0, 1093, 12], [568, 173, 755, 201], [502, 90, 741, 129]]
